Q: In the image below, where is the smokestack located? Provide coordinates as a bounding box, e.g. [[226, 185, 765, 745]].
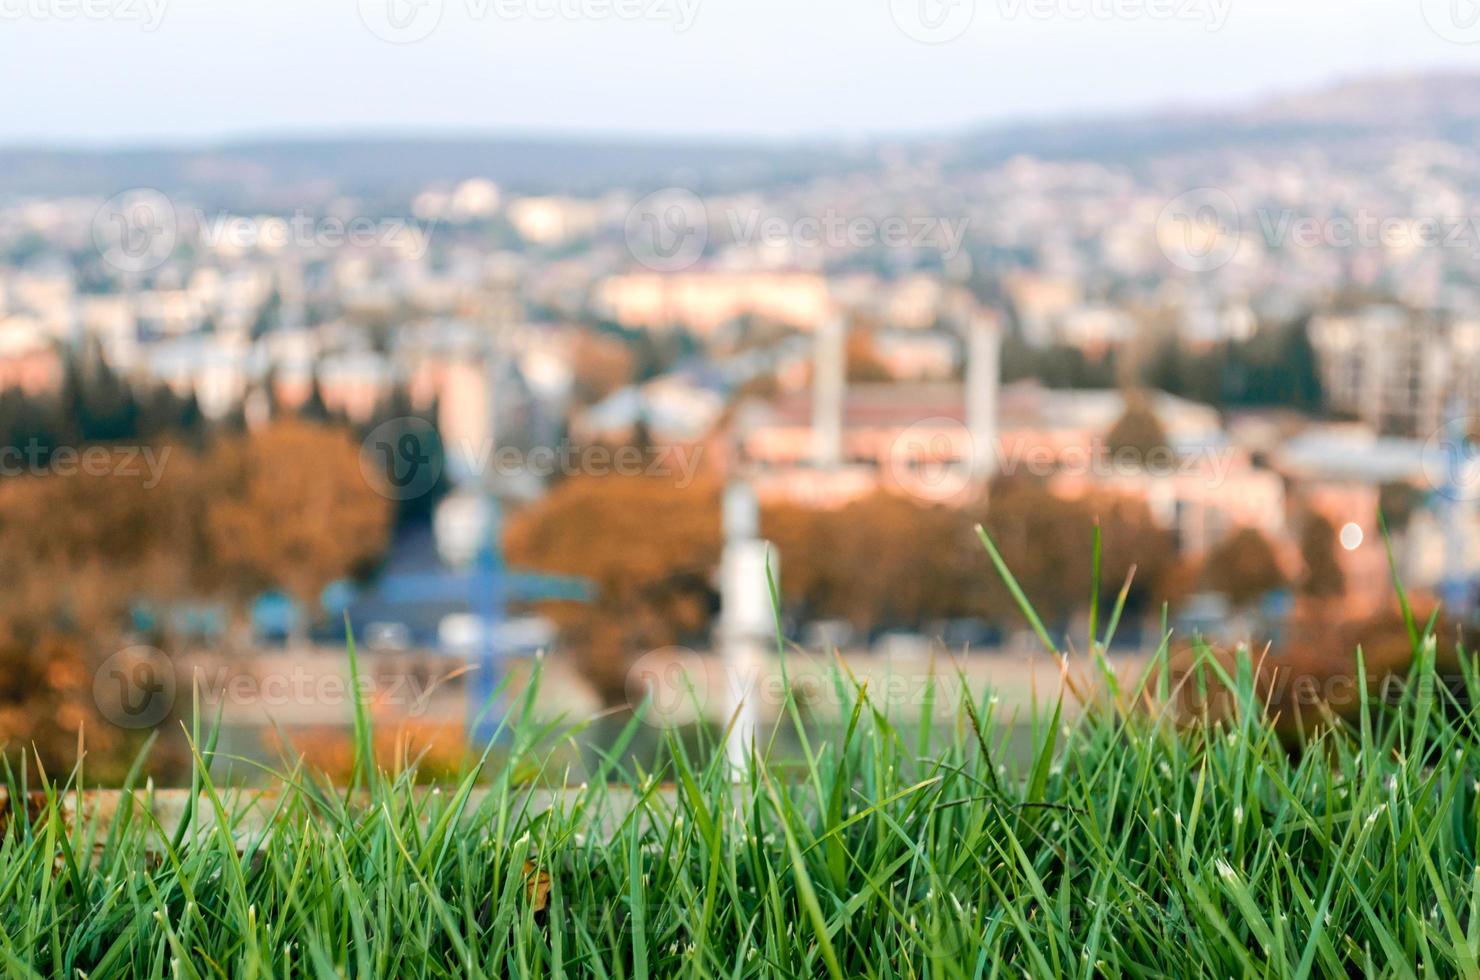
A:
[[719, 481, 770, 775], [966, 309, 1000, 481], [812, 313, 846, 470]]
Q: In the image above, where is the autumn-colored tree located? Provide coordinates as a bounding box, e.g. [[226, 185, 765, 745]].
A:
[[0, 452, 207, 775], [766, 480, 1179, 640], [1298, 513, 1346, 600], [569, 332, 637, 405], [202, 420, 393, 632], [845, 330, 893, 383], [763, 493, 977, 631], [505, 474, 723, 703], [1162, 603, 1449, 741], [1104, 390, 1171, 463], [0, 419, 394, 776], [975, 475, 1179, 629], [1201, 527, 1286, 607], [0, 450, 201, 631], [508, 470, 1182, 701], [0, 624, 113, 776], [1084, 489, 1185, 615]]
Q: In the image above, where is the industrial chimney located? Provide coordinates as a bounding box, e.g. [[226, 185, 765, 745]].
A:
[[718, 481, 771, 774], [811, 312, 846, 470], [965, 309, 1001, 481]]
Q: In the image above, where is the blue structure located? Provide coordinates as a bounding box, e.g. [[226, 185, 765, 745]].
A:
[[357, 504, 591, 746], [1437, 395, 1479, 621]]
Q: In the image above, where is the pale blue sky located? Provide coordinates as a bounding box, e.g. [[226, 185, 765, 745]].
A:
[[0, 0, 1474, 145]]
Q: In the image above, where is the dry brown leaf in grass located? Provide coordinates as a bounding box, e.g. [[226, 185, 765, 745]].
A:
[[523, 858, 551, 913]]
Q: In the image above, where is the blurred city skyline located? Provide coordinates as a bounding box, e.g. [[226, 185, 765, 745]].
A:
[[6, 0, 1480, 776]]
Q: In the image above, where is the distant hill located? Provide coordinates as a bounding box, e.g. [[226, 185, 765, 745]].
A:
[[944, 72, 1480, 172], [1252, 71, 1480, 126], [0, 135, 853, 206], [5, 72, 1480, 204]]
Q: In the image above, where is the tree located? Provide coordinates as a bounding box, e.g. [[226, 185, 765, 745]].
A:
[[508, 472, 1180, 703], [569, 332, 635, 405], [0, 416, 398, 777], [999, 332, 1119, 389], [250, 288, 283, 340], [54, 343, 138, 444], [1378, 482, 1421, 533], [1104, 391, 1170, 463], [504, 474, 723, 703], [0, 459, 207, 777], [976, 476, 1179, 629], [845, 330, 893, 383], [360, 387, 447, 524], [0, 624, 121, 777], [1201, 527, 1286, 607], [0, 454, 201, 630], [298, 378, 332, 423], [763, 493, 976, 631], [1141, 321, 1324, 413], [1299, 513, 1346, 600], [202, 420, 393, 630]]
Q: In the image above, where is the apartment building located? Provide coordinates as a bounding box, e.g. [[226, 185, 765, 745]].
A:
[[1309, 305, 1480, 436]]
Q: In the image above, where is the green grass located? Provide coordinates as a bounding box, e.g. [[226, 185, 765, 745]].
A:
[[2, 531, 1479, 977]]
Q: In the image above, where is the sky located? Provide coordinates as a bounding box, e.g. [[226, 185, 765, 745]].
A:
[[1, 0, 1477, 145]]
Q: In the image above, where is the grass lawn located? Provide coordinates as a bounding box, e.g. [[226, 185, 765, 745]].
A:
[[1, 529, 1476, 977]]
